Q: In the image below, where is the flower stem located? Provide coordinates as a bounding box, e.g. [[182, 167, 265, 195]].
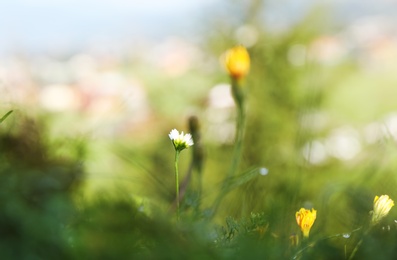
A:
[[348, 238, 363, 260], [292, 227, 362, 259], [230, 78, 246, 176], [174, 150, 180, 221], [211, 78, 246, 215], [348, 227, 370, 260], [229, 93, 245, 177]]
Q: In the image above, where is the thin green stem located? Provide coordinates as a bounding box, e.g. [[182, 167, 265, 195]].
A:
[[174, 150, 180, 221], [348, 238, 362, 260], [211, 79, 246, 215], [292, 227, 362, 260], [228, 101, 245, 178], [348, 227, 370, 260]]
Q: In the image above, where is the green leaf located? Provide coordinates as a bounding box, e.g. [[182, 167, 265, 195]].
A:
[[0, 110, 13, 123], [222, 167, 261, 193]]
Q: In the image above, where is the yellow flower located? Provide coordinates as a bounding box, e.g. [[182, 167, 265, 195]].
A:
[[223, 46, 250, 79], [296, 208, 317, 238], [371, 195, 394, 225]]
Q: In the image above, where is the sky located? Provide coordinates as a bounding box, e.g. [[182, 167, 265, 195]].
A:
[[0, 0, 215, 53], [1, 0, 396, 54]]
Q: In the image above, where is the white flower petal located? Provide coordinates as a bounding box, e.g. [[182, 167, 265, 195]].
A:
[[169, 128, 194, 151], [169, 129, 179, 140]]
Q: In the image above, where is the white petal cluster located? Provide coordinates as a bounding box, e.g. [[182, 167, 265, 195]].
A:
[[169, 129, 194, 151]]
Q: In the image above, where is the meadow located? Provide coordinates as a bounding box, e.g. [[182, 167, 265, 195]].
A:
[[1, 1, 397, 259]]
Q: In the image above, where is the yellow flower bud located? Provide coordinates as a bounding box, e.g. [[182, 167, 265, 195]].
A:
[[371, 195, 394, 225], [223, 46, 250, 79], [296, 208, 317, 238]]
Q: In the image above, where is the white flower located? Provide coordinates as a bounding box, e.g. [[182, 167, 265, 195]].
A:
[[169, 129, 194, 151]]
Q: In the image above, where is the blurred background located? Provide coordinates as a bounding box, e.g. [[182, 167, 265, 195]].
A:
[[1, 0, 397, 257]]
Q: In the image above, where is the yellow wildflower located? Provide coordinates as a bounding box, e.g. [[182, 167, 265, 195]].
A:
[[371, 195, 394, 225], [223, 46, 250, 79], [296, 208, 317, 238]]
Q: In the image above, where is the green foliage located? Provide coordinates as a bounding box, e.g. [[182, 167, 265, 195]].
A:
[[0, 117, 84, 259], [216, 212, 268, 245]]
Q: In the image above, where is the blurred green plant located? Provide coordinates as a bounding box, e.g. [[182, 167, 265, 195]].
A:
[[0, 116, 84, 258], [212, 45, 251, 215], [0, 110, 13, 124]]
